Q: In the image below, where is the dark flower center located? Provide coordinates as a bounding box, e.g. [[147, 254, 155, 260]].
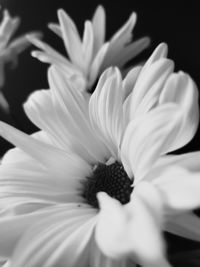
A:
[[82, 161, 133, 208]]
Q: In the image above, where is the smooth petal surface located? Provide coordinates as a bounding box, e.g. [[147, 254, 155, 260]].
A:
[[89, 67, 124, 158], [96, 182, 170, 267], [92, 5, 106, 56], [0, 121, 90, 180], [159, 72, 199, 152], [8, 206, 96, 267], [121, 104, 182, 181], [49, 66, 109, 163], [153, 167, 200, 212], [166, 212, 200, 242], [57, 9, 84, 69], [129, 58, 174, 119]]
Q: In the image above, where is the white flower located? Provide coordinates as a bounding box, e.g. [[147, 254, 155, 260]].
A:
[[27, 5, 150, 91], [0, 44, 199, 267], [0, 8, 41, 112]]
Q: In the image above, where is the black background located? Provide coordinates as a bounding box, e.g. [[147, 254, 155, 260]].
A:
[[1, 0, 200, 263]]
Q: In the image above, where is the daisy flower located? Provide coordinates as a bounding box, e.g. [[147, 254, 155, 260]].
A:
[[0, 8, 41, 112], [0, 44, 200, 267], [27, 5, 150, 91]]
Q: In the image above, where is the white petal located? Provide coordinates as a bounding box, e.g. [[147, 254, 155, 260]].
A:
[[154, 152, 200, 174], [95, 182, 170, 267], [159, 72, 199, 152], [24, 89, 72, 150], [109, 37, 150, 68], [92, 5, 106, 56], [121, 104, 182, 181], [130, 58, 174, 118], [166, 212, 200, 242], [89, 42, 109, 87], [101, 13, 137, 69], [0, 121, 90, 180], [48, 23, 62, 38], [27, 35, 78, 75], [89, 67, 123, 158], [82, 21, 94, 70], [9, 207, 96, 267], [122, 66, 142, 100], [140, 43, 168, 74], [49, 66, 109, 163], [153, 167, 200, 212], [57, 9, 84, 69]]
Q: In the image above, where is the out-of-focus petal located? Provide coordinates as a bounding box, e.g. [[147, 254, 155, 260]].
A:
[[95, 182, 170, 267], [92, 5, 106, 56], [153, 167, 200, 212], [166, 212, 200, 242], [159, 72, 199, 152]]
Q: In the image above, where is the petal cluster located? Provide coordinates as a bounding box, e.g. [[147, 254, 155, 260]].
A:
[[0, 8, 41, 112], [0, 13, 200, 267], [28, 5, 150, 91]]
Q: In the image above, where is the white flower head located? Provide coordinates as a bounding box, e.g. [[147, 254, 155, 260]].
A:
[[0, 7, 41, 112], [0, 44, 200, 267], [27, 5, 150, 91]]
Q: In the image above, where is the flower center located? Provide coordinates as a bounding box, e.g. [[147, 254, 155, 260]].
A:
[[82, 161, 133, 208]]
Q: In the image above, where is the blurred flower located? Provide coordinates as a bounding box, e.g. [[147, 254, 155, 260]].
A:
[[0, 8, 41, 113], [0, 44, 200, 267], [27, 5, 150, 91]]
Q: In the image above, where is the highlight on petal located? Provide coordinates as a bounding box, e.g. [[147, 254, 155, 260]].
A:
[[129, 58, 174, 119], [92, 5, 106, 55], [153, 167, 200, 212], [0, 121, 91, 180], [89, 67, 124, 158], [159, 71, 199, 152], [121, 104, 182, 181], [7, 206, 96, 267], [95, 182, 170, 267]]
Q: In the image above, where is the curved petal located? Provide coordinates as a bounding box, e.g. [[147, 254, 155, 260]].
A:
[[92, 5, 106, 56], [49, 66, 109, 163], [0, 121, 91, 180], [101, 13, 137, 69], [121, 104, 182, 181], [57, 9, 84, 69], [89, 67, 124, 158], [95, 182, 170, 267], [153, 167, 200, 212], [165, 212, 200, 242], [159, 72, 199, 152], [82, 21, 94, 70], [8, 206, 96, 267], [129, 58, 174, 119]]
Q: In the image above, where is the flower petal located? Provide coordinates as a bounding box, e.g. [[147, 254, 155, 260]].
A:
[[0, 121, 90, 180], [57, 9, 84, 69], [8, 206, 96, 267], [121, 104, 182, 181], [89, 67, 124, 158], [101, 13, 137, 69], [166, 212, 200, 242], [0, 204, 94, 259], [159, 72, 199, 152], [82, 21, 94, 70], [49, 66, 109, 163], [153, 167, 200, 212], [95, 182, 170, 267], [129, 58, 174, 119], [92, 5, 106, 56]]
